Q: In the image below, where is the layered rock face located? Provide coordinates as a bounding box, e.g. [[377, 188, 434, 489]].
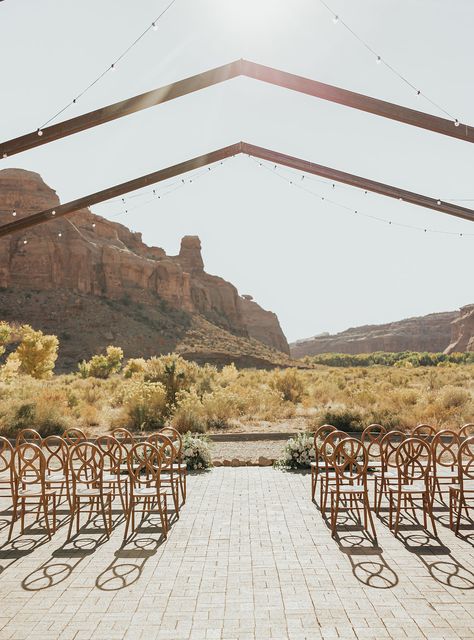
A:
[[290, 311, 459, 358], [445, 305, 474, 353], [0, 168, 289, 356], [239, 295, 290, 355]]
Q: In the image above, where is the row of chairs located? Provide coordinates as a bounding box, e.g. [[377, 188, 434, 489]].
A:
[[310, 423, 474, 539], [0, 427, 187, 542]]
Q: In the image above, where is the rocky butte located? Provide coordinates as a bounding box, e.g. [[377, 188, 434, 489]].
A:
[[0, 168, 290, 369]]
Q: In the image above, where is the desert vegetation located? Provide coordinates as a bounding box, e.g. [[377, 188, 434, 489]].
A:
[[0, 322, 472, 438]]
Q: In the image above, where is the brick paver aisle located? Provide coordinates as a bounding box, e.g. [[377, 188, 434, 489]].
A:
[[0, 468, 473, 640]]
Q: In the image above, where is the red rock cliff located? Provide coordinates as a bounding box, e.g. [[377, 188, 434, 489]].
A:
[[445, 305, 474, 353]]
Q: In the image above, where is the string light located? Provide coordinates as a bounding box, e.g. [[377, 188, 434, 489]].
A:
[[37, 129, 43, 137], [23, 239, 27, 245], [318, 0, 459, 122], [38, 0, 179, 129], [249, 155, 473, 240], [12, 210, 16, 217], [51, 210, 56, 216]]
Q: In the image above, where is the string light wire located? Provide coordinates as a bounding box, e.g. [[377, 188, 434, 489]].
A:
[[39, 0, 178, 130], [318, 0, 459, 122], [249, 155, 473, 239]]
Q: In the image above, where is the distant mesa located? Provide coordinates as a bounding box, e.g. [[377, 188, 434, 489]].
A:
[[0, 168, 290, 369]]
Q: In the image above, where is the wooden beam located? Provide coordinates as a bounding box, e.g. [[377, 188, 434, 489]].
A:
[[1, 60, 472, 159], [0, 142, 472, 240], [243, 142, 474, 223], [0, 143, 242, 238]]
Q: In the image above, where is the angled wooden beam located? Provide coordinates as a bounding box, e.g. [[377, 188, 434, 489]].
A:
[[242, 142, 474, 223], [1, 60, 472, 159], [0, 143, 242, 238], [1, 142, 472, 240]]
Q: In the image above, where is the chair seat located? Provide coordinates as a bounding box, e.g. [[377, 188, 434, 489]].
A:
[[389, 484, 427, 494], [18, 488, 56, 497], [430, 470, 458, 478], [373, 471, 397, 479], [310, 462, 331, 469], [133, 487, 166, 497], [162, 464, 187, 473], [329, 485, 365, 493], [103, 473, 128, 483], [74, 487, 112, 497], [367, 461, 383, 468], [45, 473, 67, 482], [448, 485, 474, 493], [0, 473, 11, 482]]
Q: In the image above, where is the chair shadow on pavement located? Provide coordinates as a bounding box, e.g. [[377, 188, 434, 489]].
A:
[[95, 524, 166, 592]]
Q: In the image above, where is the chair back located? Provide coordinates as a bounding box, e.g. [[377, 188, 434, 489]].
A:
[[160, 427, 183, 460], [412, 424, 436, 440], [96, 435, 123, 473], [42, 435, 68, 475], [380, 430, 406, 470], [69, 442, 104, 489], [15, 428, 42, 446], [313, 424, 337, 452], [12, 443, 46, 489], [0, 436, 13, 476], [361, 424, 386, 462], [111, 428, 135, 444], [333, 438, 368, 486], [63, 428, 86, 445], [460, 423, 474, 438], [147, 433, 176, 468], [458, 436, 474, 490], [396, 438, 431, 485], [127, 442, 163, 489], [320, 430, 347, 467], [431, 429, 459, 471]]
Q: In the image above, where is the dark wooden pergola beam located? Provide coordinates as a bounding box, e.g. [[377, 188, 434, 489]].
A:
[[1, 60, 472, 159], [0, 141, 472, 239]]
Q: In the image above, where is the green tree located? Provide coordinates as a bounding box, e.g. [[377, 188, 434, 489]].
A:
[[79, 345, 123, 379], [13, 324, 58, 379]]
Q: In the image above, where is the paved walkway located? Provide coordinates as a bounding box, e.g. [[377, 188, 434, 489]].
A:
[[0, 468, 473, 640]]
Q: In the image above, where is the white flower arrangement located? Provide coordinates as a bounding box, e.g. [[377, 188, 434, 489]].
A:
[[181, 431, 213, 471], [275, 432, 316, 469]]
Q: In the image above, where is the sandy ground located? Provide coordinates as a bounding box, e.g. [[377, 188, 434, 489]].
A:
[[211, 440, 286, 462]]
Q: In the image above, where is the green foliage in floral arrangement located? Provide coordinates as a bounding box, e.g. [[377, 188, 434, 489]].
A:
[[78, 345, 123, 379], [275, 433, 316, 469], [181, 431, 213, 470]]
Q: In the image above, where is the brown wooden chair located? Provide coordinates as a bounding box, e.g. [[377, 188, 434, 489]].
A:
[[329, 437, 376, 540], [67, 442, 112, 540], [63, 428, 86, 446], [161, 427, 187, 504], [388, 437, 437, 536], [124, 442, 169, 540], [310, 425, 336, 501], [449, 436, 474, 535], [147, 433, 181, 516], [460, 423, 474, 438], [374, 430, 406, 514], [15, 428, 42, 446], [112, 428, 135, 474], [319, 430, 348, 514], [9, 443, 57, 540], [412, 424, 436, 440], [429, 429, 460, 507], [0, 436, 14, 498], [361, 424, 386, 470], [96, 435, 128, 510], [42, 435, 71, 506]]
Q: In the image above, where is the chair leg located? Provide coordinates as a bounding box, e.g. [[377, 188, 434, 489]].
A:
[[8, 496, 18, 540], [365, 491, 377, 540], [42, 496, 52, 540], [394, 493, 402, 535], [455, 492, 464, 535]]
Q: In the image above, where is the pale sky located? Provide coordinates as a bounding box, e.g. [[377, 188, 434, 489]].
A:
[[1, 0, 473, 342]]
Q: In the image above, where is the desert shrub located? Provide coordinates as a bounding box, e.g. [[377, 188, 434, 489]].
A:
[[181, 432, 213, 470], [0, 322, 11, 359], [171, 390, 207, 433], [79, 346, 123, 379], [306, 351, 474, 368], [123, 358, 147, 378], [144, 354, 199, 409], [275, 432, 315, 469], [0, 398, 67, 438], [201, 388, 241, 428], [271, 368, 305, 403], [122, 380, 167, 431], [9, 325, 58, 379], [318, 409, 365, 432]]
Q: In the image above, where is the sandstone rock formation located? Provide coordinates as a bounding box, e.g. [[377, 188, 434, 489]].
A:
[[445, 305, 474, 353], [290, 311, 459, 358], [0, 168, 290, 365]]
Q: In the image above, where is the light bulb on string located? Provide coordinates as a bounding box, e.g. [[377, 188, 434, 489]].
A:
[[454, 119, 460, 127], [333, 15, 339, 23], [437, 200, 441, 205], [110, 63, 116, 72], [58, 232, 62, 238], [152, 22, 158, 31], [376, 56, 381, 65], [51, 210, 56, 216], [92, 223, 96, 229], [37, 129, 43, 136], [2, 153, 7, 159], [12, 210, 16, 217], [416, 90, 421, 98], [23, 239, 28, 245]]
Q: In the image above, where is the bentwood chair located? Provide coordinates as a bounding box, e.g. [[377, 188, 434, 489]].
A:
[[42, 435, 70, 506], [388, 438, 437, 536], [310, 425, 336, 501], [429, 429, 459, 507], [96, 435, 128, 510], [124, 442, 169, 540], [63, 428, 86, 446], [361, 424, 386, 471], [0, 436, 14, 498], [460, 424, 474, 439], [9, 443, 57, 540], [67, 442, 112, 540], [161, 427, 187, 504], [412, 424, 436, 440], [329, 438, 376, 540], [112, 428, 135, 474], [147, 433, 181, 515], [319, 430, 348, 514], [374, 430, 406, 514], [449, 436, 474, 535], [15, 428, 42, 446]]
